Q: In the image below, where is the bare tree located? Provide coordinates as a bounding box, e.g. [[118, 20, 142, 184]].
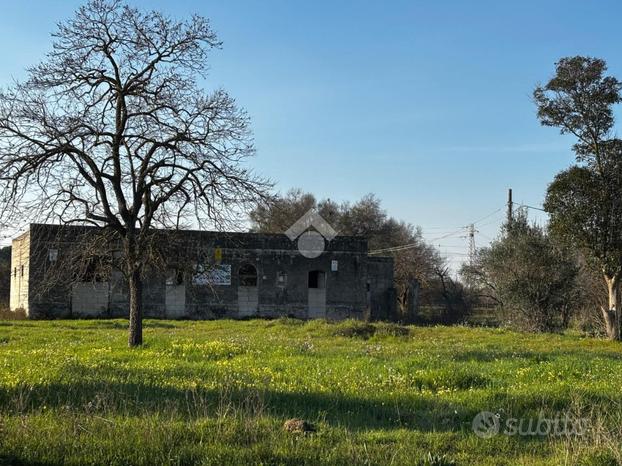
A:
[[0, 0, 270, 345]]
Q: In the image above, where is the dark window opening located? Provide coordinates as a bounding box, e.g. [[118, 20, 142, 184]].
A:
[[166, 269, 184, 286], [308, 270, 326, 289], [74, 256, 109, 283], [239, 263, 258, 287]]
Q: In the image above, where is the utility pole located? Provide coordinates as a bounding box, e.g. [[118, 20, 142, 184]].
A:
[[507, 188, 513, 225], [467, 223, 477, 267], [464, 223, 479, 289]]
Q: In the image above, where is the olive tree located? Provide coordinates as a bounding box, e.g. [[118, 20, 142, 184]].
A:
[[0, 0, 269, 345], [535, 56, 622, 339], [472, 211, 579, 332]]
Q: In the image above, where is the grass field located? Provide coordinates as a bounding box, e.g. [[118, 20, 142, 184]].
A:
[[0, 319, 621, 465]]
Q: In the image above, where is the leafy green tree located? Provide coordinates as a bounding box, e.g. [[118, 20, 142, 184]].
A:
[[472, 211, 579, 332], [535, 56, 622, 339]]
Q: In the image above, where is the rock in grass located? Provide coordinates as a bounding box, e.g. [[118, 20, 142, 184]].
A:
[[283, 418, 316, 433]]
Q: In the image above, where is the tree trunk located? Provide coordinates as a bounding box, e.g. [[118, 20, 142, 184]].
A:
[[603, 275, 621, 340], [128, 265, 143, 347]]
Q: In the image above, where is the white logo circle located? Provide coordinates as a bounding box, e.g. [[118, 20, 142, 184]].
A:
[[297, 230, 325, 258], [472, 411, 500, 439]]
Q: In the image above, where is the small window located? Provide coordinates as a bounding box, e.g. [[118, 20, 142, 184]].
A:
[[239, 263, 258, 287], [48, 248, 58, 263], [13, 267, 17, 278], [20, 265, 24, 277], [308, 270, 326, 289]]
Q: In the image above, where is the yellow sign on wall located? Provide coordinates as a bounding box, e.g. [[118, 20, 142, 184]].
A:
[[214, 247, 222, 263]]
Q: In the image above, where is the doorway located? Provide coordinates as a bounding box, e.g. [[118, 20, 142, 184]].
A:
[[165, 269, 186, 318], [307, 270, 326, 318], [238, 263, 258, 317]]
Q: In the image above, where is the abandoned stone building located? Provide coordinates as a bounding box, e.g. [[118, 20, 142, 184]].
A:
[[10, 224, 396, 320]]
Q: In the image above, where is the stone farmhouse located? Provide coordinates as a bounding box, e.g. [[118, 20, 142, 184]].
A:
[[10, 224, 396, 320]]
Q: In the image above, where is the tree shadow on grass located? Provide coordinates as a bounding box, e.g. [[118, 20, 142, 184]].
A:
[[4, 375, 612, 434], [2, 356, 617, 435], [0, 376, 472, 432], [0, 455, 49, 466]]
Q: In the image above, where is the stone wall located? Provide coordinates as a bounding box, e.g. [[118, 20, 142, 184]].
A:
[[17, 224, 395, 320], [367, 256, 396, 321], [9, 232, 30, 313]]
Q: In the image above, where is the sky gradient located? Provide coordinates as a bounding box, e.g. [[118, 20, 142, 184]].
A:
[[1, 0, 621, 269]]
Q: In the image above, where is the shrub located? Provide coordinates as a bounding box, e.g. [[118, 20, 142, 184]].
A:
[[331, 320, 411, 339], [373, 322, 410, 337], [0, 307, 26, 320], [331, 320, 376, 339], [469, 210, 579, 332]]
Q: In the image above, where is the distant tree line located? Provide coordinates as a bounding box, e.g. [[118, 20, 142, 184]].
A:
[[250, 189, 472, 323]]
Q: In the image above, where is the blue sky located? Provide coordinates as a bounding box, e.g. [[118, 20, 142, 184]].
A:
[[1, 0, 620, 268]]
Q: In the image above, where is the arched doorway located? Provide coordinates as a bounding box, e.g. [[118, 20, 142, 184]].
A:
[[307, 270, 326, 318], [238, 263, 258, 317]]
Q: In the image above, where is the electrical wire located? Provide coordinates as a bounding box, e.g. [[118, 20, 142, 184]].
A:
[[369, 205, 504, 255]]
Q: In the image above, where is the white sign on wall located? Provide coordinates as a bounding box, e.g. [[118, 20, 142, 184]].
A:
[[331, 260, 338, 272], [192, 264, 231, 286]]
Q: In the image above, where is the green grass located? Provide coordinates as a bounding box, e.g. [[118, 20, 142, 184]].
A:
[[0, 319, 621, 465]]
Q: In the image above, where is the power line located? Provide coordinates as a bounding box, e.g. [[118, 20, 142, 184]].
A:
[[428, 228, 468, 242], [369, 205, 504, 255], [477, 215, 504, 228], [471, 207, 503, 225]]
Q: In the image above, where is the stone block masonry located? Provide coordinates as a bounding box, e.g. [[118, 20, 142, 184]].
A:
[[10, 224, 396, 321]]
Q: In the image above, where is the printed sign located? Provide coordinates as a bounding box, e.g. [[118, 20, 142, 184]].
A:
[[192, 264, 231, 286]]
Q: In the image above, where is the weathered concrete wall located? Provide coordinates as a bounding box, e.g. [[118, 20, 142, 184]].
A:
[[9, 231, 30, 313], [367, 256, 396, 321], [18, 224, 395, 321], [71, 282, 109, 316]]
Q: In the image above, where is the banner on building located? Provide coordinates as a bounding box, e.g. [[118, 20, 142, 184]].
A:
[[192, 264, 231, 286]]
